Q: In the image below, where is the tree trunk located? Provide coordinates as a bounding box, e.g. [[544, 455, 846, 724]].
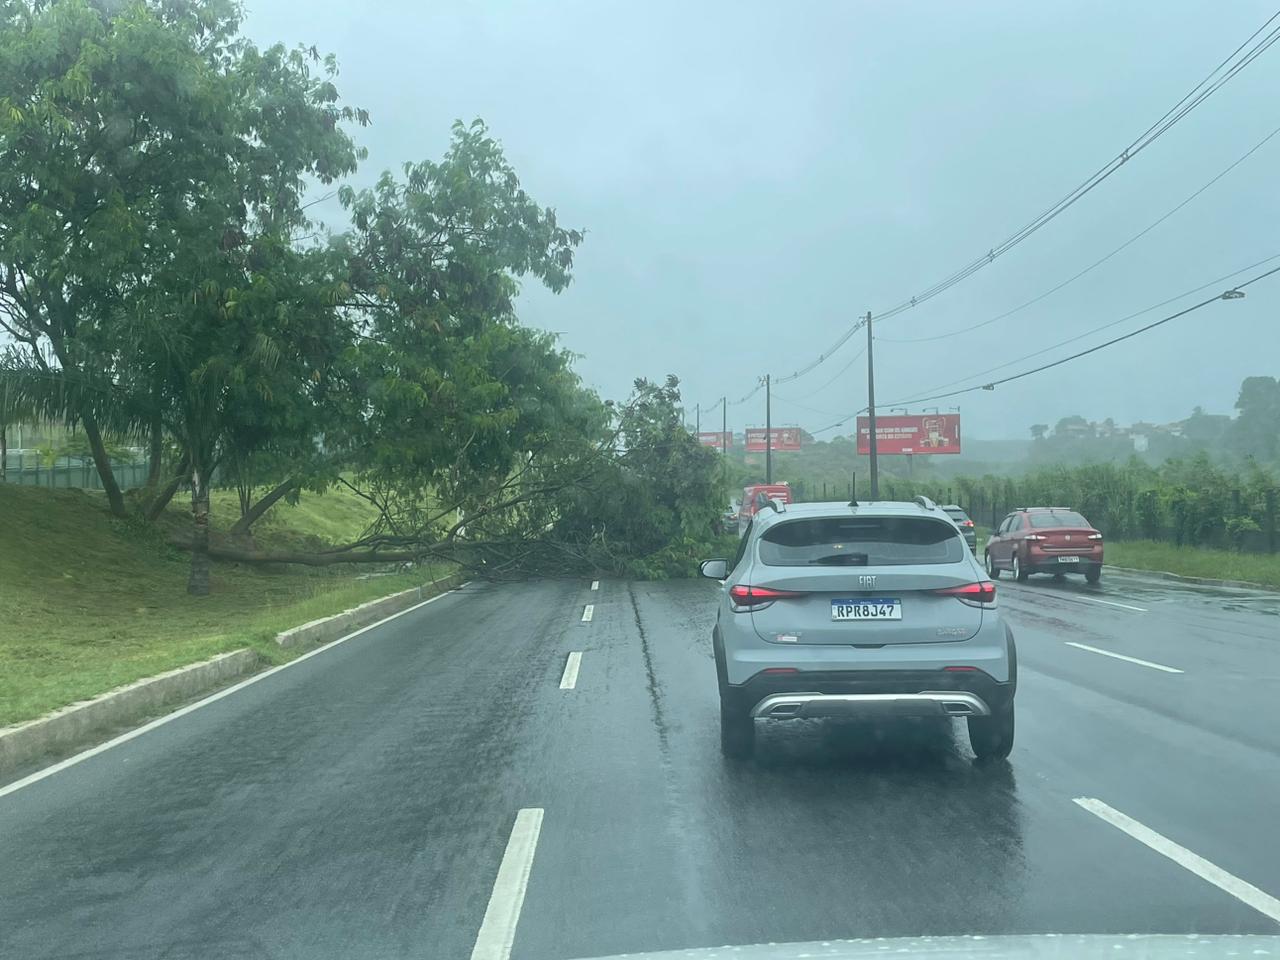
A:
[[188, 467, 211, 596], [146, 411, 163, 488], [0, 424, 6, 481], [143, 453, 190, 522], [81, 410, 127, 517], [202, 543, 422, 566], [229, 476, 298, 537]]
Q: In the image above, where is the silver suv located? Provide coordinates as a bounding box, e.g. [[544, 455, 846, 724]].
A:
[[700, 496, 1016, 762]]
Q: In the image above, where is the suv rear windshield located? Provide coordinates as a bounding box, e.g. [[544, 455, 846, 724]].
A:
[[1028, 511, 1090, 529], [944, 507, 969, 521], [758, 516, 966, 567]]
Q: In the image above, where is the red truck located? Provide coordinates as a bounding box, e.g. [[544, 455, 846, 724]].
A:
[[737, 483, 793, 535]]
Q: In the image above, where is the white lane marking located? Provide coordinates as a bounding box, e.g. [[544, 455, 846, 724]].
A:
[[470, 808, 545, 960], [1074, 797, 1280, 925], [559, 652, 582, 690], [1073, 594, 1148, 613], [590, 580, 600, 591], [0, 586, 467, 800], [581, 604, 594, 622], [1064, 641, 1183, 674]]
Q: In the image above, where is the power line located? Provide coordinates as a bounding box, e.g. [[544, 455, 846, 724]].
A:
[[888, 253, 1280, 399], [774, 320, 867, 384], [810, 406, 868, 437], [770, 391, 852, 418], [784, 343, 869, 400], [728, 381, 764, 406], [869, 11, 1280, 325], [877, 122, 1280, 344], [882, 262, 1280, 408], [753, 9, 1280, 389]]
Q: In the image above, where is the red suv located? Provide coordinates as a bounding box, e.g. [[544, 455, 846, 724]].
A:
[[984, 507, 1103, 584]]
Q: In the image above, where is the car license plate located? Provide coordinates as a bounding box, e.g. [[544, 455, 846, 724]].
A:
[[1058, 555, 1080, 563], [832, 599, 901, 621]]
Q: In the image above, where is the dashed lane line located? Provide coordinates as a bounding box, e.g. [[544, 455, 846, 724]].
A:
[[1075, 797, 1280, 925], [1064, 641, 1183, 674], [469, 808, 545, 960], [591, 580, 600, 591], [581, 604, 594, 623], [559, 652, 582, 690]]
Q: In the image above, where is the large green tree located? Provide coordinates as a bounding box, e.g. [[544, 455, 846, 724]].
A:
[[1229, 375, 1280, 463], [0, 0, 365, 591], [326, 122, 586, 529]]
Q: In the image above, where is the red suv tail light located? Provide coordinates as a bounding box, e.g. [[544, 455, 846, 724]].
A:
[[934, 581, 997, 605], [1088, 533, 1103, 540], [1024, 534, 1046, 541], [729, 584, 807, 608], [961, 519, 974, 528]]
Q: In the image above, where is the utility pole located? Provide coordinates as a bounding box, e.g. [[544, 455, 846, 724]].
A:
[[695, 402, 700, 437], [865, 312, 879, 498], [764, 374, 773, 484], [721, 396, 728, 492]]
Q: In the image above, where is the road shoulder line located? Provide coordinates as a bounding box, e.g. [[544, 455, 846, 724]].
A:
[[1074, 595, 1148, 613], [1074, 797, 1280, 924], [0, 584, 468, 800]]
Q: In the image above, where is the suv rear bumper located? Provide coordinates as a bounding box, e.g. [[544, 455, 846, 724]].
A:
[[725, 668, 1015, 718], [752, 690, 991, 719]]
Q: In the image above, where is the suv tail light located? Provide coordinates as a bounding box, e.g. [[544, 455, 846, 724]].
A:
[[1088, 533, 1103, 540], [729, 584, 807, 608], [961, 519, 974, 528], [1024, 534, 1046, 541], [934, 581, 997, 606]]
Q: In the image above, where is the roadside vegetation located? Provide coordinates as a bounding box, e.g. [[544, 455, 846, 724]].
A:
[[0, 1, 728, 726], [0, 482, 457, 727], [0, 0, 727, 598], [1104, 541, 1280, 589], [787, 454, 1280, 585]]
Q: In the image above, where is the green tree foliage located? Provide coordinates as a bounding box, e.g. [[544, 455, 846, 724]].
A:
[[0, 5, 751, 590], [0, 0, 367, 592], [878, 454, 1280, 554], [551, 377, 725, 578], [1228, 376, 1280, 463], [316, 121, 591, 541]]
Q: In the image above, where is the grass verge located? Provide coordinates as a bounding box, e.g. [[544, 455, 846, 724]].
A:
[[0, 484, 452, 727], [1105, 540, 1280, 589]]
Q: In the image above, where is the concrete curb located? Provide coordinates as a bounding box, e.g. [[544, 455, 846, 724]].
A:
[[1108, 565, 1274, 592], [0, 649, 261, 779], [0, 572, 466, 782], [274, 573, 466, 649]]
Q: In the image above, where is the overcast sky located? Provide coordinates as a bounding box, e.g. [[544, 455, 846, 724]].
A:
[[244, 0, 1280, 440]]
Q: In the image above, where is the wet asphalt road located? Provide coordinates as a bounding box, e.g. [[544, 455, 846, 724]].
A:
[[2, 569, 1280, 958]]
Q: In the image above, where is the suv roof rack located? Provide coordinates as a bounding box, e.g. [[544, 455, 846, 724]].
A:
[[913, 495, 937, 511]]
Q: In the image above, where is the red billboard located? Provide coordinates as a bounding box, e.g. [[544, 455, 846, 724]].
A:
[[745, 427, 802, 452], [698, 431, 732, 449], [856, 414, 961, 455]]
